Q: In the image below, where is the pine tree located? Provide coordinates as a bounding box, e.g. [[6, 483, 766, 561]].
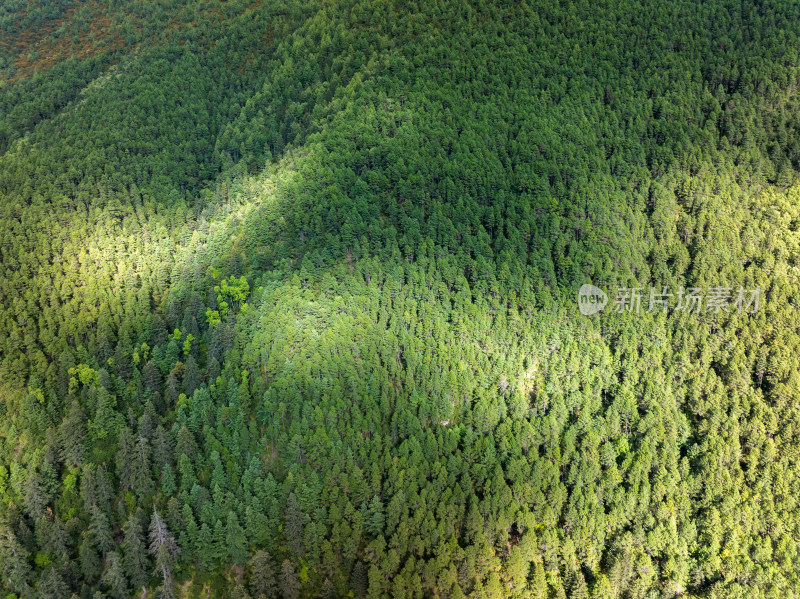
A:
[[122, 512, 150, 589], [94, 465, 114, 513], [89, 505, 115, 555], [280, 560, 300, 599], [152, 424, 174, 470], [530, 561, 547, 599], [229, 583, 253, 599], [131, 435, 154, 497], [351, 561, 367, 598], [319, 578, 336, 599], [114, 343, 132, 380], [249, 550, 278, 598], [80, 464, 99, 510], [78, 539, 101, 581], [103, 551, 129, 599], [23, 472, 50, 519], [179, 503, 199, 562], [366, 495, 385, 539], [0, 525, 31, 595], [197, 522, 216, 571], [183, 355, 201, 396], [58, 400, 88, 467], [212, 519, 227, 564], [165, 372, 180, 406], [149, 509, 179, 599], [36, 565, 70, 599], [143, 360, 161, 392], [115, 426, 135, 490], [161, 465, 176, 496], [284, 493, 305, 558], [570, 571, 589, 599], [90, 387, 124, 441], [591, 574, 614, 599], [226, 511, 249, 567], [175, 425, 198, 461]]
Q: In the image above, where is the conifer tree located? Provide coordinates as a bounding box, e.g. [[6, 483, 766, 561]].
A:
[[149, 509, 179, 599]]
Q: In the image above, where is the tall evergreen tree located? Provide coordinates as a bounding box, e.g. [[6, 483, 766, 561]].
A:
[[249, 550, 278, 598], [284, 493, 305, 558], [226, 511, 249, 567], [102, 551, 129, 599], [280, 560, 300, 599], [122, 512, 150, 590], [58, 400, 88, 467], [149, 509, 179, 599]]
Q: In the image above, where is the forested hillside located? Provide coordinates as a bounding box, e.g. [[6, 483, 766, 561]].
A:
[[1, 1, 800, 598]]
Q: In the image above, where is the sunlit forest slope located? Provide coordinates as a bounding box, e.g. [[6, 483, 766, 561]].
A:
[[1, 1, 800, 598]]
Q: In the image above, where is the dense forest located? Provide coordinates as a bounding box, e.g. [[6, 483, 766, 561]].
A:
[[1, 0, 800, 597]]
